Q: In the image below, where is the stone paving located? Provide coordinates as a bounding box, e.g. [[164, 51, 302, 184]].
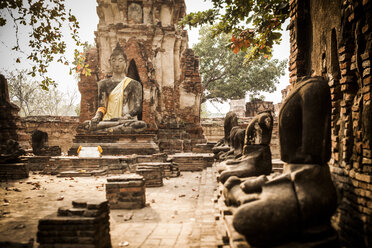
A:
[[0, 167, 221, 247]]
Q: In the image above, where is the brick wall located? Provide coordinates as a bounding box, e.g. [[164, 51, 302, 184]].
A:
[[229, 99, 246, 117], [289, 0, 371, 246], [20, 116, 79, 154], [245, 99, 275, 117]]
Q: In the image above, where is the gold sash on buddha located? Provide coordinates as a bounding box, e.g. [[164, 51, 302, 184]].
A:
[[103, 77, 132, 121]]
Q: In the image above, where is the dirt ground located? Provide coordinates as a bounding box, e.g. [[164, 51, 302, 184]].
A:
[[0, 168, 220, 247]]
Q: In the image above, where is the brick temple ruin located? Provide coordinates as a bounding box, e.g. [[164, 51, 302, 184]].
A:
[[0, 0, 371, 247], [79, 0, 205, 153]]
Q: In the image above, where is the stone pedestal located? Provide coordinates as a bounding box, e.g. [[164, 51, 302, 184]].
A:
[[37, 200, 111, 248], [68, 132, 159, 156], [0, 162, 29, 181], [135, 163, 163, 187], [106, 174, 146, 209]]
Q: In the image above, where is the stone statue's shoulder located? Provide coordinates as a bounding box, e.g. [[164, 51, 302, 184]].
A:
[[127, 78, 142, 87], [127, 77, 140, 83], [97, 78, 112, 87]]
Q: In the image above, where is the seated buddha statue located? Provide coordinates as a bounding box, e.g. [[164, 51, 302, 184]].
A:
[[83, 43, 146, 133]]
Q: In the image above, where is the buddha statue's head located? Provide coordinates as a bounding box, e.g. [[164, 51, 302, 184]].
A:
[[110, 43, 127, 75]]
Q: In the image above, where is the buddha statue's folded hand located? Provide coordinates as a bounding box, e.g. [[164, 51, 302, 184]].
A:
[[89, 111, 104, 130]]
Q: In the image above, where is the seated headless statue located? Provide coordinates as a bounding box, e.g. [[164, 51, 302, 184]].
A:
[[218, 126, 245, 161], [224, 77, 337, 247], [83, 43, 146, 133], [0, 139, 25, 163], [212, 111, 239, 158], [218, 111, 273, 184]]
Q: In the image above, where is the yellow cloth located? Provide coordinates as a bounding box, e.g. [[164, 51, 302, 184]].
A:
[[103, 77, 132, 121]]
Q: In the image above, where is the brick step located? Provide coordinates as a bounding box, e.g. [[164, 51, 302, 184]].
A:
[[57, 169, 107, 177], [0, 162, 29, 181], [170, 153, 214, 171]]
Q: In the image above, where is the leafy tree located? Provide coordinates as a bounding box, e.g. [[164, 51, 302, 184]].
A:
[[0, 0, 89, 89], [6, 69, 79, 116], [72, 42, 94, 80], [180, 0, 290, 60], [194, 26, 287, 103]]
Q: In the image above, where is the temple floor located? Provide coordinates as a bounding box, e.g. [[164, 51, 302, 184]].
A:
[[0, 167, 221, 248]]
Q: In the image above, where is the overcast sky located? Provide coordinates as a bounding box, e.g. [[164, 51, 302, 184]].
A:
[[0, 0, 289, 113]]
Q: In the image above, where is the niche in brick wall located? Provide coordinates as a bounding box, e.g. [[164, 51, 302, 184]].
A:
[[128, 2, 143, 24], [127, 59, 143, 120]]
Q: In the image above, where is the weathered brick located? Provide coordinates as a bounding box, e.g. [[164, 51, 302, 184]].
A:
[[364, 76, 371, 85], [364, 68, 371, 78], [355, 173, 372, 183], [362, 157, 372, 165], [363, 92, 371, 101]]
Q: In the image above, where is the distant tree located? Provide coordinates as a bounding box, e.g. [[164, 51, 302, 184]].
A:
[[74, 103, 80, 116], [0, 0, 89, 89], [194, 26, 287, 103], [180, 0, 290, 61], [6, 69, 79, 116], [200, 103, 211, 118]]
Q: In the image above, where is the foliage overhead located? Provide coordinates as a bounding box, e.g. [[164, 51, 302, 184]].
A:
[[6, 69, 79, 116], [193, 26, 287, 103], [180, 0, 290, 60], [72, 42, 94, 80], [0, 0, 90, 89]]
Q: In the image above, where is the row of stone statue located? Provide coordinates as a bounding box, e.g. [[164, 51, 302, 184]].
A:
[[214, 77, 338, 247]]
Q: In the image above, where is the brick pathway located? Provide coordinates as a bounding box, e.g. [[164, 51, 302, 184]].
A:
[[110, 167, 221, 248], [0, 168, 221, 247]]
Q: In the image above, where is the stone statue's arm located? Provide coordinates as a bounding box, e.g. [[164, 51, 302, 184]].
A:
[[245, 118, 257, 145], [92, 80, 108, 123], [129, 80, 143, 117]]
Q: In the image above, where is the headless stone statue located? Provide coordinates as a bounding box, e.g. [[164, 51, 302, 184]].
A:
[[0, 139, 25, 163], [229, 77, 337, 246], [213, 111, 239, 159], [83, 43, 146, 133], [219, 111, 273, 184]]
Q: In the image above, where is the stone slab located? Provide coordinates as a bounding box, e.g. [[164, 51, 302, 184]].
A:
[[57, 169, 106, 178], [107, 174, 144, 182]]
